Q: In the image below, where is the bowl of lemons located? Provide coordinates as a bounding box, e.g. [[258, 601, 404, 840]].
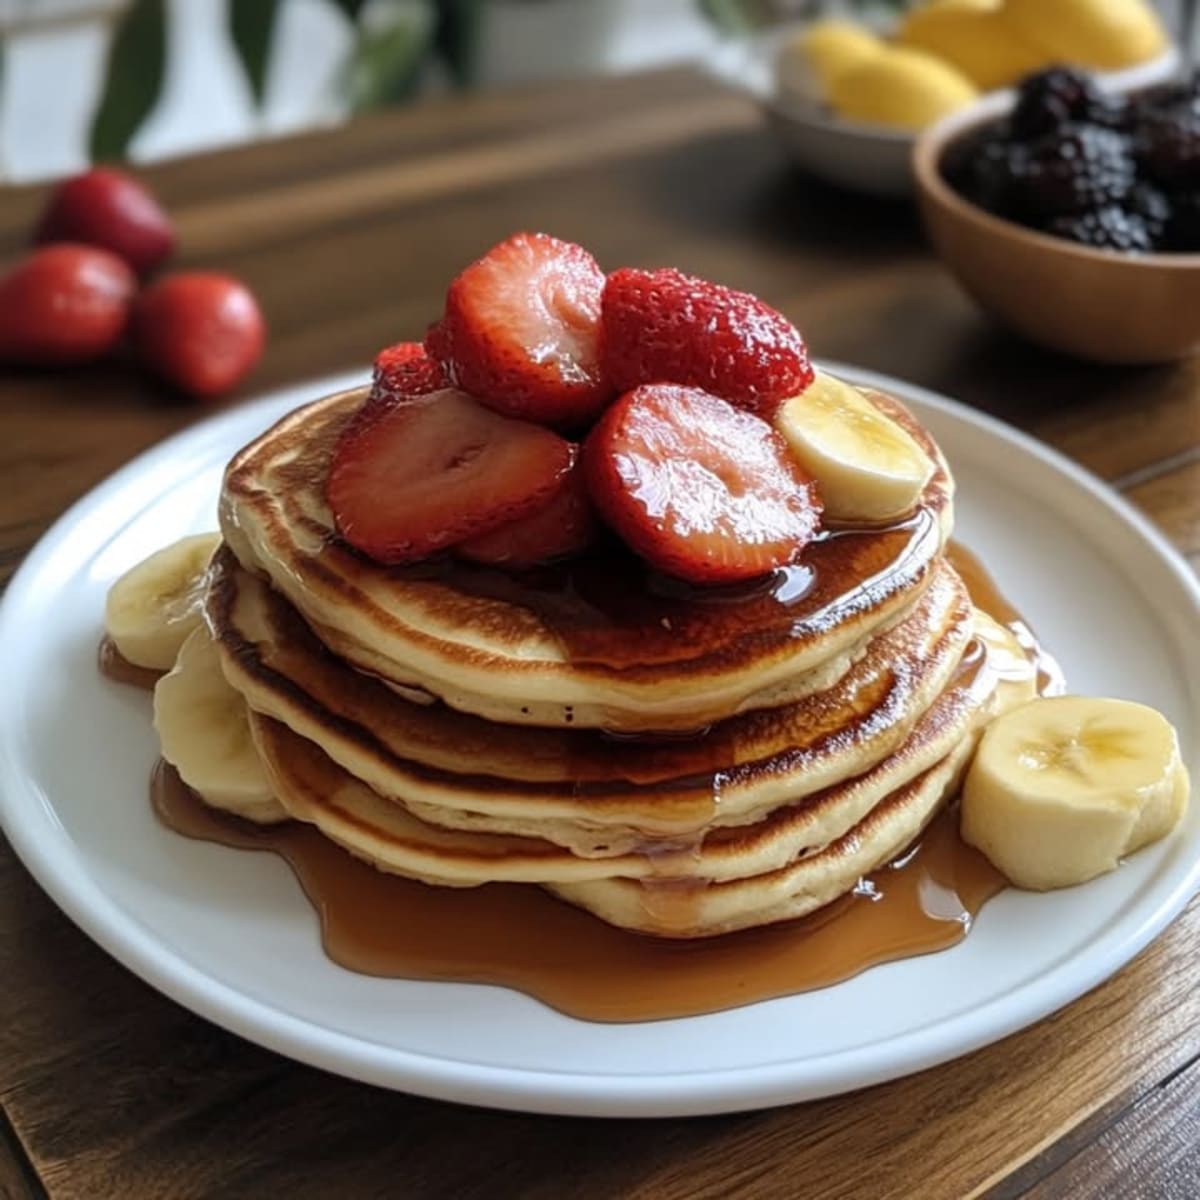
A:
[[709, 0, 1178, 196]]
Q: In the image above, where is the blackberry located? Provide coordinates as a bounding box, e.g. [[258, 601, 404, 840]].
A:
[[955, 133, 1030, 216], [1127, 182, 1171, 245], [1011, 124, 1136, 219], [1088, 93, 1132, 132], [1136, 108, 1200, 186], [947, 64, 1200, 256], [1011, 67, 1110, 140], [1046, 206, 1153, 252]]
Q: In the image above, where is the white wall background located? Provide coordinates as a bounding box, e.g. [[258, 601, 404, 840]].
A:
[[1, 0, 1192, 183], [0, 0, 721, 182]]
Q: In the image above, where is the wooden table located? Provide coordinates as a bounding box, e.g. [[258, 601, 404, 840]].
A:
[[1, 67, 1197, 1200]]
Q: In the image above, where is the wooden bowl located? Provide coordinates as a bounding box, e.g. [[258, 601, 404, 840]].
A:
[[913, 92, 1200, 364]]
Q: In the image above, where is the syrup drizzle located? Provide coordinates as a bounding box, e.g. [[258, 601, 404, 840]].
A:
[[102, 541, 1050, 1022]]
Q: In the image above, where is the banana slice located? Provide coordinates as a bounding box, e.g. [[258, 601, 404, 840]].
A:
[[105, 533, 221, 669], [774, 372, 934, 522], [962, 695, 1190, 890], [153, 627, 286, 824]]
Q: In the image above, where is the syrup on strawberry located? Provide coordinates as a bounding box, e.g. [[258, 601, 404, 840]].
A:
[[429, 232, 611, 427], [583, 384, 822, 584], [600, 267, 812, 419]]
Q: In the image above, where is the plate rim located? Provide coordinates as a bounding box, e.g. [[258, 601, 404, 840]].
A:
[[1, 364, 1197, 1118]]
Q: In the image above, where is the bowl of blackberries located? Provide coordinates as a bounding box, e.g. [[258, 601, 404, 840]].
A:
[[914, 66, 1200, 363]]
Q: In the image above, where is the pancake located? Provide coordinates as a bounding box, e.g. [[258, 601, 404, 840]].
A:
[[219, 385, 955, 731], [208, 546, 978, 844], [246, 630, 1036, 936]]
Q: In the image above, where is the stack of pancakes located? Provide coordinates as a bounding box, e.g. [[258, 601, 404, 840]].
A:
[[201, 385, 1039, 937]]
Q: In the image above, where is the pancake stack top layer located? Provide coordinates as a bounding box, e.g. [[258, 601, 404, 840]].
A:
[[220, 386, 956, 733]]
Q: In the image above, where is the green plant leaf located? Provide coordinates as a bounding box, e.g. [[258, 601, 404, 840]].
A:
[[696, 0, 765, 34], [89, 0, 167, 162], [229, 0, 282, 106], [328, 0, 371, 24], [345, 16, 433, 111], [432, 0, 483, 88]]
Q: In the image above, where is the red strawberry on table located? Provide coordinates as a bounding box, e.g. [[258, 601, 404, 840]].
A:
[[0, 243, 136, 365], [600, 267, 813, 419], [35, 167, 175, 277], [133, 272, 265, 397], [372, 341, 446, 403], [583, 384, 822, 584], [457, 458, 597, 567], [430, 232, 611, 427], [327, 388, 575, 564]]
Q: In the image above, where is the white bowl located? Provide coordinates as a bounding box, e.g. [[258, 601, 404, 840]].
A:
[[707, 27, 1181, 197]]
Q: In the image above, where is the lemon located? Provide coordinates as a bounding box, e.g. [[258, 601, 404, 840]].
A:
[[898, 0, 1045, 90], [781, 19, 885, 97], [1000, 0, 1167, 71], [828, 46, 978, 131]]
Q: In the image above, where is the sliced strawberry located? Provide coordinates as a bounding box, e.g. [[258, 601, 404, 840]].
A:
[[583, 384, 821, 584], [372, 341, 446, 403], [600, 267, 813, 420], [327, 388, 574, 564], [457, 458, 597, 567], [431, 232, 611, 427]]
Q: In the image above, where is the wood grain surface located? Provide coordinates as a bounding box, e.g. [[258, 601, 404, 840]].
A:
[[0, 67, 1197, 1200]]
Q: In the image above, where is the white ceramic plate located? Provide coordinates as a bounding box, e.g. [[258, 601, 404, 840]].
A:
[[707, 28, 1180, 196], [1, 366, 1197, 1118]]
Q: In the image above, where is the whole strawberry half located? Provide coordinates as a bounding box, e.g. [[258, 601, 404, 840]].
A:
[[584, 384, 822, 584], [600, 267, 813, 419], [327, 388, 575, 565], [134, 272, 265, 398], [457, 458, 597, 568], [35, 167, 175, 277], [430, 232, 611, 427], [0, 243, 136, 365], [372, 341, 446, 403]]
